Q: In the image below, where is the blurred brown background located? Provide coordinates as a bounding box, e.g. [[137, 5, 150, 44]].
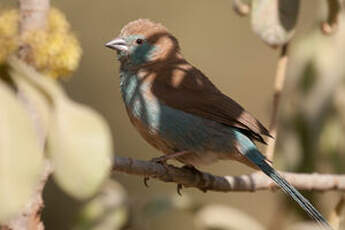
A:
[[4, 0, 343, 229]]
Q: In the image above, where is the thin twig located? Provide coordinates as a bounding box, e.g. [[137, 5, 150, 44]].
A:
[[17, 0, 50, 63], [113, 156, 345, 192], [328, 195, 345, 229], [232, 0, 251, 16], [321, 0, 342, 35], [1, 1, 50, 229], [265, 44, 289, 161]]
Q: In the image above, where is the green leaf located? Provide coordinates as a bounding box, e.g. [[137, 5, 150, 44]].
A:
[[251, 0, 300, 47], [73, 180, 128, 230], [48, 98, 113, 199], [8, 57, 113, 199], [0, 80, 43, 222]]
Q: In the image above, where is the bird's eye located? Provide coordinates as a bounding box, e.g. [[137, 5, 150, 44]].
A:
[[136, 38, 144, 45]]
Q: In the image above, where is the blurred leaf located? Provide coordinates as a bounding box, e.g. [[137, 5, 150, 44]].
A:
[[48, 98, 113, 199], [11, 71, 52, 146], [297, 63, 317, 95], [334, 82, 345, 125], [8, 56, 64, 100], [251, 0, 299, 47], [73, 180, 128, 230], [321, 0, 343, 35], [285, 222, 323, 230], [319, 117, 343, 156], [171, 193, 196, 211], [143, 193, 197, 218], [0, 80, 43, 222], [291, 15, 345, 79], [288, 15, 345, 123], [143, 197, 174, 218], [232, 0, 251, 16], [8, 57, 113, 199], [328, 196, 345, 230], [194, 205, 265, 230]]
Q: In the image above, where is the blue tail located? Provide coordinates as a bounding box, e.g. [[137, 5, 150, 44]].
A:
[[259, 161, 331, 229], [233, 130, 332, 229]]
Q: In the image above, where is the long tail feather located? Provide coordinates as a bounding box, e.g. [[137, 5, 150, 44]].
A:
[[260, 160, 331, 229], [246, 149, 332, 229], [232, 130, 332, 229]]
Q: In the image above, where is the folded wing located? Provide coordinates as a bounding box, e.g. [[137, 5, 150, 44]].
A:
[[149, 59, 271, 144]]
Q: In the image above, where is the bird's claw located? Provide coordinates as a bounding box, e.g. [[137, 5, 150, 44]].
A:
[[144, 177, 150, 187], [177, 184, 183, 196], [199, 187, 208, 193], [181, 165, 208, 193], [151, 157, 185, 195], [144, 157, 170, 188]]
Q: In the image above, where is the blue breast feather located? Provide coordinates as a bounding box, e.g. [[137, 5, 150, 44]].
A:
[[120, 71, 257, 159]]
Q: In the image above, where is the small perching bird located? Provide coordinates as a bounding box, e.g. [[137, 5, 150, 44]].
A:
[[105, 19, 332, 229]]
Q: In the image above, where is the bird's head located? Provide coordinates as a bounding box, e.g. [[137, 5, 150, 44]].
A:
[[105, 19, 180, 68]]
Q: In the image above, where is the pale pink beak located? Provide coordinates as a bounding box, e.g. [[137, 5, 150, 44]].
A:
[[105, 38, 128, 51]]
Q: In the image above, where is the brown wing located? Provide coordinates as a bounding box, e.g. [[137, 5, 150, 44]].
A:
[[148, 59, 272, 143]]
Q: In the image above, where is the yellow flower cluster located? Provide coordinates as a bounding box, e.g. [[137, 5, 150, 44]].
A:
[[0, 8, 82, 78], [0, 9, 18, 65]]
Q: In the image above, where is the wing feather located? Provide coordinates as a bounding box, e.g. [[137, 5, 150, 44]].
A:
[[146, 59, 271, 143]]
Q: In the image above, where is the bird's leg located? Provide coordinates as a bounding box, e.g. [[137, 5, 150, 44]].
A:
[[144, 151, 190, 187], [151, 151, 190, 163]]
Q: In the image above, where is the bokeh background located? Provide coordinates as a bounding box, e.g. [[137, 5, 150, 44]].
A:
[[3, 0, 345, 229]]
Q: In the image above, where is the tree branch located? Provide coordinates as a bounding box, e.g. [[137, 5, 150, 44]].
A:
[[113, 156, 345, 192], [265, 44, 289, 161], [18, 0, 50, 62], [1, 1, 50, 229], [19, 0, 49, 34]]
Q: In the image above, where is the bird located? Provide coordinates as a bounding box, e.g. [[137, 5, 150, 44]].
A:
[[105, 19, 331, 229]]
